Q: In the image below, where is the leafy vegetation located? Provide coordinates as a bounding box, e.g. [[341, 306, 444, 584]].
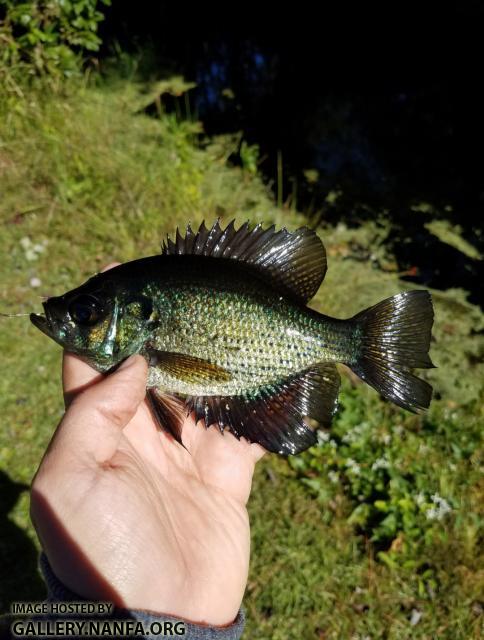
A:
[[0, 0, 109, 78], [0, 37, 482, 639]]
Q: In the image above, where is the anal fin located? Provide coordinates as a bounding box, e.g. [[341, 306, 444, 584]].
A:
[[185, 363, 340, 455]]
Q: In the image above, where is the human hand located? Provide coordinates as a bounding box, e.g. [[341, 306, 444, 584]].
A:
[[30, 276, 264, 627]]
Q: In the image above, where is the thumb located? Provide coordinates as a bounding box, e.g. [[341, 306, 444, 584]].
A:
[[49, 355, 148, 465]]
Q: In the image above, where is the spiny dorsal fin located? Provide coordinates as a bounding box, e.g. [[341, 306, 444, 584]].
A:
[[185, 363, 340, 455], [161, 219, 327, 303]]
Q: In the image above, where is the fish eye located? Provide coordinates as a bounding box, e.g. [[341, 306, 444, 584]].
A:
[[68, 295, 103, 326]]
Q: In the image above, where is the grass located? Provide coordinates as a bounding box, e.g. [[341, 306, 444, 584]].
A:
[[0, 77, 482, 639]]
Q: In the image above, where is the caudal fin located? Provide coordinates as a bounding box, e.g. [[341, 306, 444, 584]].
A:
[[349, 290, 434, 412]]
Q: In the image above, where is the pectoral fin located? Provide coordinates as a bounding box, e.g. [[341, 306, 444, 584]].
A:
[[148, 349, 232, 384]]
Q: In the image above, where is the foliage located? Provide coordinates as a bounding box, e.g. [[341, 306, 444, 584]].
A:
[[290, 383, 482, 569], [0, 76, 482, 638], [0, 0, 110, 78], [239, 140, 260, 175], [425, 219, 482, 260]]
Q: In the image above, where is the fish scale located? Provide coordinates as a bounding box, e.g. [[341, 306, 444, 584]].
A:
[[147, 283, 332, 397]]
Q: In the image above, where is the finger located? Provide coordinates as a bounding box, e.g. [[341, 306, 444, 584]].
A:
[[250, 443, 266, 463], [100, 262, 121, 272], [53, 355, 148, 464], [63, 352, 102, 407]]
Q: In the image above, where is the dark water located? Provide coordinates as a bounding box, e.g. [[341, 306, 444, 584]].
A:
[[99, 1, 483, 306]]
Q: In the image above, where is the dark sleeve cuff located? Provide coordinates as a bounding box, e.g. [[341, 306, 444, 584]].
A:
[[39, 553, 245, 640]]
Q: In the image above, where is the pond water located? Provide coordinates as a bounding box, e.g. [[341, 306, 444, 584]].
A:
[[100, 2, 483, 306]]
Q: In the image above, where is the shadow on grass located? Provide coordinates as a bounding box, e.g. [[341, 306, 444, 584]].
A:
[[0, 482, 141, 639], [0, 471, 45, 612]]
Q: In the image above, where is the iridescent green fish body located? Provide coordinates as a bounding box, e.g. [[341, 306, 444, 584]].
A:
[[30, 220, 434, 455]]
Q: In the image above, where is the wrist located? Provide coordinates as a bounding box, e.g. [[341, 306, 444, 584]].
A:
[[39, 553, 246, 638]]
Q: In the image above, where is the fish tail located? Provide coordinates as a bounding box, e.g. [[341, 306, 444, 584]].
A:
[[348, 290, 435, 412]]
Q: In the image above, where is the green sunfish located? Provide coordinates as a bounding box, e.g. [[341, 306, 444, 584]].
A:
[[30, 220, 434, 455]]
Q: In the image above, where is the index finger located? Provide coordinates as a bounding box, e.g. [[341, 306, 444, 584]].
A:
[[62, 352, 102, 407]]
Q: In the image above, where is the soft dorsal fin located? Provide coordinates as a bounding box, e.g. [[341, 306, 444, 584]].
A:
[[161, 220, 327, 303]]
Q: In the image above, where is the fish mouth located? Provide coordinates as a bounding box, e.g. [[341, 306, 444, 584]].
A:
[[31, 298, 75, 349], [30, 298, 68, 344], [30, 312, 55, 338]]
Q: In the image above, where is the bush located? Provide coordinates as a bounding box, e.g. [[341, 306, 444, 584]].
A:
[[0, 0, 110, 78]]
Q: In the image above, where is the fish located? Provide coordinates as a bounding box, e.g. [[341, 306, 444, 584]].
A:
[[30, 220, 434, 455]]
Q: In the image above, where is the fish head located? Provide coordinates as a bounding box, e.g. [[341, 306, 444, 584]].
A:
[[30, 269, 156, 372]]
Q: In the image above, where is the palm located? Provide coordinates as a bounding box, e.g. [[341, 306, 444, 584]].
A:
[[124, 399, 261, 505], [95, 400, 263, 623], [32, 360, 263, 626]]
